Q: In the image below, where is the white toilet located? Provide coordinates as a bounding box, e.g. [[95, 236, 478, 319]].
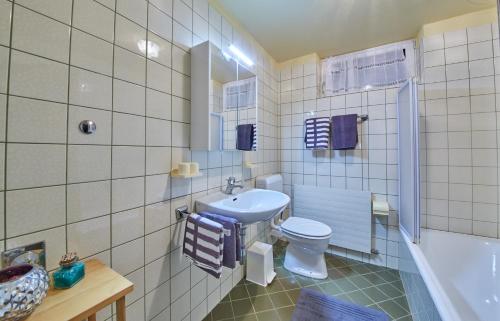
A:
[[256, 175, 333, 279]]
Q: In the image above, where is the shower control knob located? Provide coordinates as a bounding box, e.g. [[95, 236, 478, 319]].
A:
[[79, 120, 96, 135]]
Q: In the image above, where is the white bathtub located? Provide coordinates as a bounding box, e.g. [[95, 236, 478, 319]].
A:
[[400, 228, 500, 321]]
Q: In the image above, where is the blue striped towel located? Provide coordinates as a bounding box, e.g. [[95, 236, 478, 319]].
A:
[[252, 124, 257, 151], [199, 212, 241, 269], [183, 213, 225, 278], [292, 288, 389, 321], [304, 117, 330, 149]]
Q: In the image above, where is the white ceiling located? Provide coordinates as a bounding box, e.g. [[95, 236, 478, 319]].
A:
[[213, 0, 497, 62]]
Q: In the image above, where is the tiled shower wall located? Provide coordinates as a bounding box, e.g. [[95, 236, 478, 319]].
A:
[[278, 55, 401, 269], [0, 0, 279, 321], [421, 22, 500, 238]]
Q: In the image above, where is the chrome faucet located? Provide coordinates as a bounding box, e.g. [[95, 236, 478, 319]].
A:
[[224, 176, 243, 195]]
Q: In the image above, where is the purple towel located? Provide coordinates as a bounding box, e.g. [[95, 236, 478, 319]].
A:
[[331, 114, 358, 150], [236, 124, 255, 151], [183, 214, 224, 278], [292, 288, 389, 321], [199, 212, 241, 269]]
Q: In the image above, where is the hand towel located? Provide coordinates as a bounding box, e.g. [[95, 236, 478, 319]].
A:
[[291, 288, 389, 321], [251, 124, 257, 151], [183, 213, 225, 278], [236, 124, 254, 151], [331, 114, 358, 150], [304, 117, 330, 150], [199, 212, 241, 268]]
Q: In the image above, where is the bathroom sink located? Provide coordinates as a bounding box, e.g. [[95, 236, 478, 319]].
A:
[[195, 189, 290, 224]]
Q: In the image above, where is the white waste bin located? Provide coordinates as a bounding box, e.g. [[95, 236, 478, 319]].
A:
[[246, 241, 276, 286]]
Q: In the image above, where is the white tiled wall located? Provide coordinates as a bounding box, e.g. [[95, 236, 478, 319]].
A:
[[0, 0, 279, 320], [278, 55, 400, 269], [421, 22, 500, 239], [420, 24, 500, 238], [421, 24, 500, 237]]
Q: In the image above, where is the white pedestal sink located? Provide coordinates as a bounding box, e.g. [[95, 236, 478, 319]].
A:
[[195, 189, 290, 224], [195, 188, 290, 266]]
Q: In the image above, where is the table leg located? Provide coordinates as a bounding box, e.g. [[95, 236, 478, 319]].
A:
[[116, 297, 126, 321], [88, 314, 97, 321]]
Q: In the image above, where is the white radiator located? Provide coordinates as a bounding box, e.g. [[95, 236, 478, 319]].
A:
[[292, 185, 372, 254]]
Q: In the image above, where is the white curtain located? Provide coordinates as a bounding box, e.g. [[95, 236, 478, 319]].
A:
[[321, 40, 415, 96], [321, 58, 348, 94], [223, 77, 256, 110]]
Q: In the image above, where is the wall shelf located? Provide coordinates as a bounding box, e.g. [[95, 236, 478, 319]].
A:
[[171, 169, 203, 178], [244, 162, 258, 169]]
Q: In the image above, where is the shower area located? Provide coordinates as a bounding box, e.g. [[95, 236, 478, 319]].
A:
[[397, 13, 500, 321]]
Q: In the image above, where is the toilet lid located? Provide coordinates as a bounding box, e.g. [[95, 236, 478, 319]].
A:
[[281, 217, 332, 238]]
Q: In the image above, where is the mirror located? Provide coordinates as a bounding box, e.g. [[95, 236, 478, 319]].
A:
[[234, 64, 257, 151], [210, 45, 238, 150], [191, 41, 258, 151]]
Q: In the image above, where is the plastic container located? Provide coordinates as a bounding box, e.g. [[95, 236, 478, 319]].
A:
[[53, 261, 85, 289], [246, 241, 276, 286]]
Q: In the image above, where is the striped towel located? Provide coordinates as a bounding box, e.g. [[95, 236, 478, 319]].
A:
[[304, 117, 330, 149], [199, 212, 241, 268], [183, 213, 225, 278], [252, 124, 257, 151]]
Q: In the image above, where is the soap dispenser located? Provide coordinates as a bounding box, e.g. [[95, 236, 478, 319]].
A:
[[52, 252, 85, 289]]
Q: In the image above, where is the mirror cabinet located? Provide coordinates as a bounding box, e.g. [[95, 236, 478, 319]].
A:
[[191, 41, 257, 151]]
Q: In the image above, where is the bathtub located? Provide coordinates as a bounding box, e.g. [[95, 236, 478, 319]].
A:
[[399, 228, 500, 321]]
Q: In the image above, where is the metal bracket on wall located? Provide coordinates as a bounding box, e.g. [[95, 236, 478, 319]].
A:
[[175, 205, 191, 220], [79, 120, 96, 134]]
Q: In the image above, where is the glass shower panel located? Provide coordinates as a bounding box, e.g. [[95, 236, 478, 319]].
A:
[[398, 79, 421, 243]]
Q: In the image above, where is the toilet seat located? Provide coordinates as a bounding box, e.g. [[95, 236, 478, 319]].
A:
[[281, 217, 332, 239]]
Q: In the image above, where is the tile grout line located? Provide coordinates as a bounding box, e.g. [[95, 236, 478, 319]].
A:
[[2, 0, 15, 251], [466, 28, 474, 234], [167, 1, 175, 320], [491, 29, 500, 238], [142, 0, 150, 319], [64, 0, 76, 256], [109, 0, 118, 316]]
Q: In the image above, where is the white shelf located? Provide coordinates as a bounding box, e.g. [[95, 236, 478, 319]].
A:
[[171, 169, 203, 179], [244, 162, 258, 169], [373, 211, 389, 217]]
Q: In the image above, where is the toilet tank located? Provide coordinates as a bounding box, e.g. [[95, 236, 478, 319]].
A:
[[256, 174, 283, 192]]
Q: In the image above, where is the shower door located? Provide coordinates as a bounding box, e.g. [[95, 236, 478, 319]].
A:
[[397, 78, 420, 243]]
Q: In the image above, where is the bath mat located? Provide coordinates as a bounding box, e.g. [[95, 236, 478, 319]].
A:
[[291, 288, 390, 321]]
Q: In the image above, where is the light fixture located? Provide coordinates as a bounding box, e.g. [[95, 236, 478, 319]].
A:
[[221, 50, 232, 62], [228, 44, 254, 67], [137, 40, 160, 58]]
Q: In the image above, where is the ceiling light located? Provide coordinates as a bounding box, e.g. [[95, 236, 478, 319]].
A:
[[229, 44, 254, 67]]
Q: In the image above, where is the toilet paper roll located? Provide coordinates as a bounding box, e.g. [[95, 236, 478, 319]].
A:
[[178, 162, 190, 175], [190, 163, 199, 175]]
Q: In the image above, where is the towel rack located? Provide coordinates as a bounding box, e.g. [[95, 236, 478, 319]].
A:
[[178, 206, 246, 265]]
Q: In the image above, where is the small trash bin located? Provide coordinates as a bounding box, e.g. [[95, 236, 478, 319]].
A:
[[246, 241, 276, 286]]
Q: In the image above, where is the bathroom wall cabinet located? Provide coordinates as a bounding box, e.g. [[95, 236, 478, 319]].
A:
[[191, 41, 257, 151]]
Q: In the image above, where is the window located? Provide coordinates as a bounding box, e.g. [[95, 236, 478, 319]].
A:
[[321, 40, 415, 96]]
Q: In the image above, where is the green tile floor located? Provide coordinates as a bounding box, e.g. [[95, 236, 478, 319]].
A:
[[204, 241, 413, 321]]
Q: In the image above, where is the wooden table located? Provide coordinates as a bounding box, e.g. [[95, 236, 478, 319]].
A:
[[26, 259, 134, 321]]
